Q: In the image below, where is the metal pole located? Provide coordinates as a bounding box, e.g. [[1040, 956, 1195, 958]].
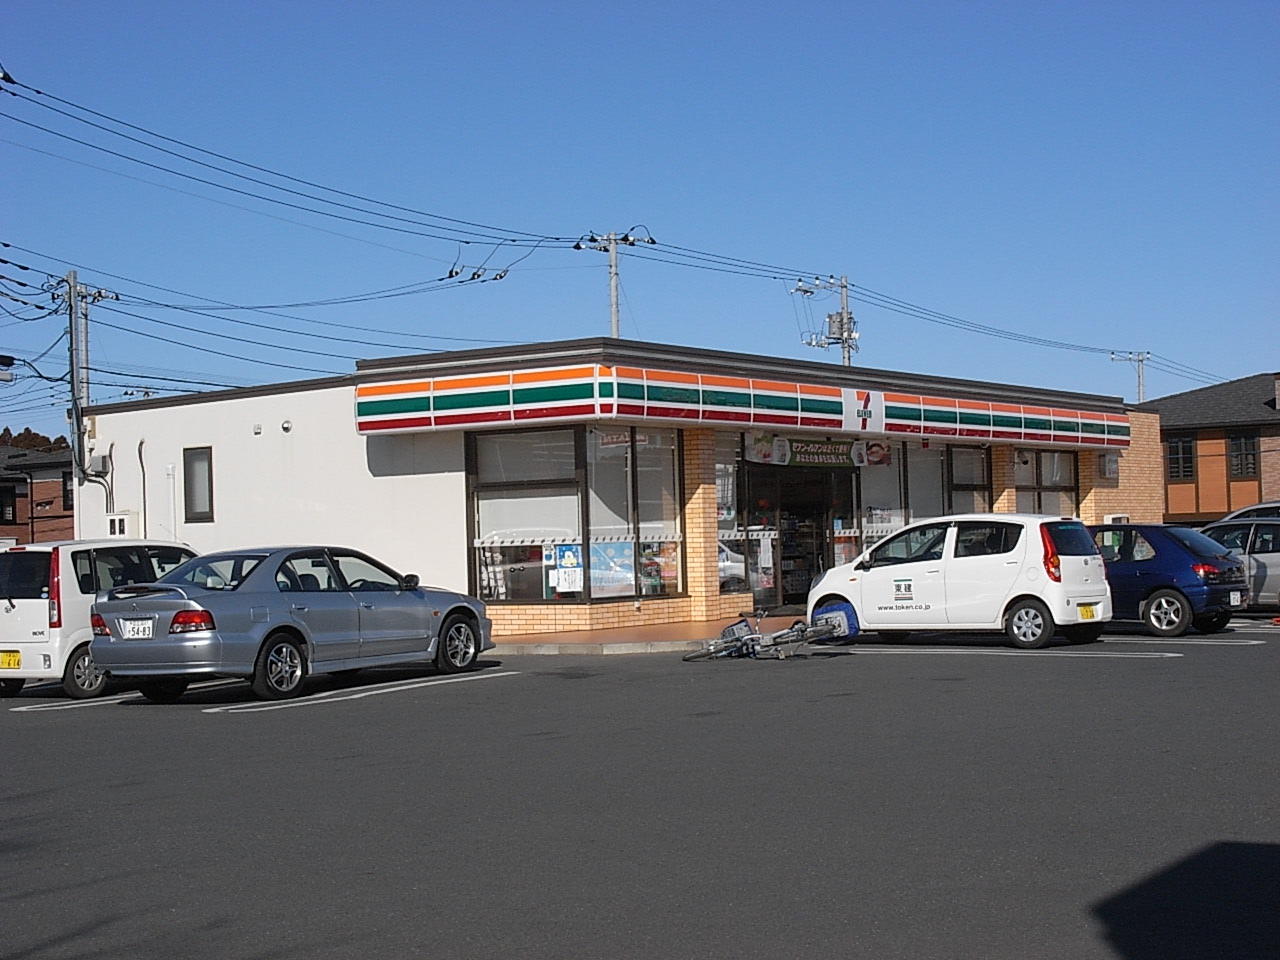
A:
[[839, 275, 851, 366], [608, 233, 620, 338], [64, 271, 85, 481], [1137, 354, 1145, 403]]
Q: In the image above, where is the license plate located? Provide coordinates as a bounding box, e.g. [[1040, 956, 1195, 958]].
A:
[[121, 619, 153, 640], [0, 650, 19, 669], [1230, 591, 1242, 606], [1078, 604, 1097, 620]]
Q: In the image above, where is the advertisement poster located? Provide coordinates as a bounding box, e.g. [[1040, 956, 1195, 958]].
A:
[[745, 431, 892, 468], [590, 542, 635, 597], [554, 544, 584, 593]]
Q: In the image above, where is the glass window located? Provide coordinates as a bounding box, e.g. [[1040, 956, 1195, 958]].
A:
[[860, 441, 905, 546], [869, 522, 950, 567], [0, 551, 50, 598], [162, 554, 264, 590], [636, 431, 681, 596], [1228, 434, 1259, 478], [1015, 450, 1078, 516], [1043, 521, 1099, 556], [94, 546, 159, 590], [1202, 524, 1251, 554], [716, 433, 747, 594], [146, 546, 196, 576], [948, 447, 990, 513], [183, 447, 214, 523], [0, 485, 16, 524], [1166, 438, 1195, 481], [953, 521, 1022, 557], [1166, 526, 1233, 559], [907, 444, 945, 521], [477, 430, 575, 483], [1131, 532, 1157, 562], [1254, 524, 1280, 554], [62, 471, 74, 511], [330, 552, 401, 591], [277, 554, 343, 592], [476, 487, 581, 543], [588, 428, 632, 541]]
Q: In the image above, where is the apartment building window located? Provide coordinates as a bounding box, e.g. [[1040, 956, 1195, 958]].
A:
[[1166, 437, 1195, 481], [183, 447, 214, 522], [1228, 433, 1259, 478], [62, 471, 74, 511], [0, 485, 16, 524]]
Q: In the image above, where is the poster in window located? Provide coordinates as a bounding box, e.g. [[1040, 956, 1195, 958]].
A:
[[555, 544, 583, 593]]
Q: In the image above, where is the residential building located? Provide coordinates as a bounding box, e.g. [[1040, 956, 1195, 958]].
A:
[[0, 445, 75, 545]]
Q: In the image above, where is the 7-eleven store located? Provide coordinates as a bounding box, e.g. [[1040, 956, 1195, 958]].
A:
[[82, 338, 1162, 637]]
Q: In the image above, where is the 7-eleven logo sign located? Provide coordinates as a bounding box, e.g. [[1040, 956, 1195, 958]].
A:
[[842, 388, 883, 434]]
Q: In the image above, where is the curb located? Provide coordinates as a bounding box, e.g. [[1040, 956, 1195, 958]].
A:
[[492, 640, 703, 656]]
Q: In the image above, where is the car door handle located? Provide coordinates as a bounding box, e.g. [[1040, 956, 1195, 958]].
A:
[[360, 601, 374, 609], [925, 569, 940, 575], [291, 603, 307, 612]]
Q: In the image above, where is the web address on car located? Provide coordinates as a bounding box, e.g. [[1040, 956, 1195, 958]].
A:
[[878, 604, 933, 611]]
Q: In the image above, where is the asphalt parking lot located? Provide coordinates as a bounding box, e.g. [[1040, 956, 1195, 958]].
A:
[[5, 621, 1279, 960]]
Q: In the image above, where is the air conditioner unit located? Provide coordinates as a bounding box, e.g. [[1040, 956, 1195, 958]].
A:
[[1103, 514, 1130, 524], [106, 512, 138, 538], [87, 454, 112, 477]]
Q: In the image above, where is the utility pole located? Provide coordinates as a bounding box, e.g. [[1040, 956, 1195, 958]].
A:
[[1110, 351, 1151, 402], [797, 275, 858, 365], [51, 270, 117, 479], [574, 229, 656, 338]]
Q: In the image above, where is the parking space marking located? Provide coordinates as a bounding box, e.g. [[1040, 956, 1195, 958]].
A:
[[845, 647, 1182, 658], [1104, 638, 1266, 646], [201, 669, 521, 713], [9, 679, 244, 712]]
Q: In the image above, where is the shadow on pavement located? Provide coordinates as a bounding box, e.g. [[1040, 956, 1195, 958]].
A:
[[1092, 841, 1280, 960]]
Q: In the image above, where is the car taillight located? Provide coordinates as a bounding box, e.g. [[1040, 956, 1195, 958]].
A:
[[169, 609, 215, 634], [48, 547, 61, 628], [1192, 563, 1219, 581], [91, 613, 110, 637], [1040, 524, 1061, 582]]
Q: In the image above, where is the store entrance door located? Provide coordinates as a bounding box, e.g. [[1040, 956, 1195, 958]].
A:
[[746, 465, 842, 609]]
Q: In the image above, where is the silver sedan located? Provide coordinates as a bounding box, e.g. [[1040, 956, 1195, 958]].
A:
[[91, 546, 494, 702]]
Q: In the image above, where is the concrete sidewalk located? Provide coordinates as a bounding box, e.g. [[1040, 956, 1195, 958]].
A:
[[491, 614, 803, 655]]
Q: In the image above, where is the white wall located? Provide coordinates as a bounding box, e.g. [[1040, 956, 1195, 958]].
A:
[[78, 385, 471, 591]]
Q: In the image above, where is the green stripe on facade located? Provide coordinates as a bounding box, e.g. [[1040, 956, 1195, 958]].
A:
[[598, 382, 614, 398], [647, 385, 700, 405], [1023, 416, 1051, 431], [800, 398, 843, 415], [923, 408, 958, 424], [618, 383, 645, 400], [1106, 424, 1131, 436], [885, 404, 922, 422], [433, 389, 511, 411], [1079, 421, 1108, 435], [754, 393, 799, 412], [357, 396, 431, 417], [958, 411, 992, 427], [513, 383, 595, 405], [992, 414, 1022, 429], [702, 389, 752, 408], [1051, 419, 1080, 433]]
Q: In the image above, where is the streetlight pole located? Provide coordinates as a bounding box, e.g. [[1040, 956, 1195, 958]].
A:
[[575, 228, 657, 338]]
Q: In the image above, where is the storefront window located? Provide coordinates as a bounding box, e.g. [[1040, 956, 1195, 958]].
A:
[[477, 430, 575, 483], [636, 430, 682, 596], [588, 429, 635, 598], [860, 440, 904, 546], [1014, 449, 1078, 516], [948, 446, 991, 513], [716, 433, 748, 594], [906, 444, 945, 521]]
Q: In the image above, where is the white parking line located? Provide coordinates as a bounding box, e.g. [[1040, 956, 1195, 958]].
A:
[[9, 679, 244, 712], [1104, 637, 1266, 645], [201, 670, 521, 713], [847, 647, 1182, 658]]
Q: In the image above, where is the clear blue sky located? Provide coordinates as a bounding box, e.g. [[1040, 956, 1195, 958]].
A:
[[2, 1, 1276, 440]]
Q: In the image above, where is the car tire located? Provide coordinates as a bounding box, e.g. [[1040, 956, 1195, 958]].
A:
[[1005, 599, 1054, 649], [1143, 589, 1191, 638], [0, 678, 26, 698], [1192, 611, 1232, 634], [62, 643, 107, 699], [435, 615, 479, 673], [1063, 624, 1104, 644], [252, 633, 307, 700], [137, 678, 189, 703], [875, 631, 912, 641]]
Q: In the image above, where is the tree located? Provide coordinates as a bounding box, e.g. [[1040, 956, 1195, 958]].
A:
[[0, 427, 71, 451]]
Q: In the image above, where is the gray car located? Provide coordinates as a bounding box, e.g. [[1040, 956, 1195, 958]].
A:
[[1200, 521, 1280, 610], [91, 546, 494, 702]]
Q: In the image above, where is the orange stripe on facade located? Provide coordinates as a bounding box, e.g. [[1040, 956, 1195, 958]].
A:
[[701, 374, 752, 390], [645, 369, 700, 385], [884, 393, 922, 404], [597, 365, 613, 377], [798, 383, 842, 397], [615, 366, 645, 380], [1078, 410, 1108, 422], [955, 399, 990, 410], [433, 373, 511, 392], [990, 402, 1022, 414], [356, 380, 432, 398], [1051, 408, 1078, 419], [512, 366, 596, 384], [921, 396, 957, 408], [752, 378, 799, 394], [1023, 406, 1054, 417], [1103, 413, 1129, 423]]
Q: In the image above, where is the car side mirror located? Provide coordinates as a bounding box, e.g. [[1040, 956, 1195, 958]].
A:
[[401, 573, 420, 590], [854, 558, 870, 572]]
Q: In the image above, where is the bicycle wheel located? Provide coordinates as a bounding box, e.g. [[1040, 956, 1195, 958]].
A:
[[683, 638, 745, 661]]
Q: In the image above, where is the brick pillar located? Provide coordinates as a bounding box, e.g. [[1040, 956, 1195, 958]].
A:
[[991, 445, 1017, 512], [682, 428, 721, 620]]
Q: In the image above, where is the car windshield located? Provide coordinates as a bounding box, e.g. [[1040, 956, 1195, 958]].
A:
[[1166, 526, 1233, 559], [0, 552, 50, 599], [159, 554, 266, 591], [1043, 521, 1099, 556]]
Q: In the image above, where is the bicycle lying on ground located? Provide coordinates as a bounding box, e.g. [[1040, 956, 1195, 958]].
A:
[[682, 602, 857, 661]]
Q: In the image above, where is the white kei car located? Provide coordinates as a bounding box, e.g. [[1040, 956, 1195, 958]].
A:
[[806, 514, 1112, 649]]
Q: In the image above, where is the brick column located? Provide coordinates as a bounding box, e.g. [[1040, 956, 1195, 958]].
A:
[[991, 445, 1017, 512], [682, 428, 721, 620]]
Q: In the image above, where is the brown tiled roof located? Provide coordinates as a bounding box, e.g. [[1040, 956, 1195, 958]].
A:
[[1137, 372, 1280, 430]]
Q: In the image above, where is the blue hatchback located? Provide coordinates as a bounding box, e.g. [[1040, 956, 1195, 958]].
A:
[[1088, 524, 1248, 636]]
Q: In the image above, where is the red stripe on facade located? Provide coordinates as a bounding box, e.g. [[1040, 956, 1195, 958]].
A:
[[885, 422, 923, 434], [922, 425, 958, 436], [1022, 432, 1053, 443], [645, 405, 702, 420], [616, 403, 645, 416], [599, 403, 614, 414], [702, 409, 752, 422], [752, 413, 800, 426], [514, 404, 598, 420], [432, 410, 513, 427], [799, 416, 843, 428], [957, 428, 991, 438], [358, 415, 434, 432], [990, 430, 1022, 440], [1105, 438, 1130, 447]]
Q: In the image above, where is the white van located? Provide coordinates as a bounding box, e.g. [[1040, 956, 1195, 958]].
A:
[[0, 540, 197, 698], [807, 514, 1112, 649]]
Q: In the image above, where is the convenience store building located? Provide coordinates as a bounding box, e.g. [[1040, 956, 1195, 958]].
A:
[[79, 339, 1163, 636]]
